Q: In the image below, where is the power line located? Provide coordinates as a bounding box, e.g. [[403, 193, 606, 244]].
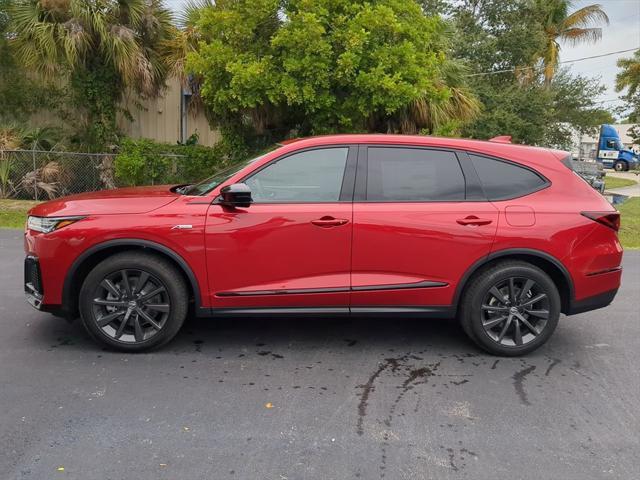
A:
[[465, 47, 639, 77], [594, 97, 628, 105]]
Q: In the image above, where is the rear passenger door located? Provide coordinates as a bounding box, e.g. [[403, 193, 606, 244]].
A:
[[350, 146, 498, 310]]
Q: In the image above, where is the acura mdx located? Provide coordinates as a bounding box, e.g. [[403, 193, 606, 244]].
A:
[[24, 135, 622, 355]]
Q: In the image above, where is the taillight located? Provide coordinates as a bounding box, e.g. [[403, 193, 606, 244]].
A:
[[581, 211, 620, 231]]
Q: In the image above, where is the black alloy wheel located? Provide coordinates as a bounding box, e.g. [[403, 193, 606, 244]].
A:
[[79, 252, 188, 352], [459, 261, 561, 356], [480, 277, 550, 347], [91, 269, 170, 343]]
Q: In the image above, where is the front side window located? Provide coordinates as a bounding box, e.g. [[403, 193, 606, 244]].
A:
[[365, 147, 465, 201], [469, 154, 547, 200], [245, 148, 349, 203]]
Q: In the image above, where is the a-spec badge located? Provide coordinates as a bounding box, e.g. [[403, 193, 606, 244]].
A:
[[171, 224, 193, 230]]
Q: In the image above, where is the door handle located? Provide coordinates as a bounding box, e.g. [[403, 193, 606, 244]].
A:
[[311, 216, 349, 227], [457, 215, 493, 226]]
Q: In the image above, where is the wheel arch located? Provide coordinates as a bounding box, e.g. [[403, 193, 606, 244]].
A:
[[454, 248, 574, 315], [62, 239, 203, 319]]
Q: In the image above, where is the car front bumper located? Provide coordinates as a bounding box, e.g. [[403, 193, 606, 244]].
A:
[[24, 255, 44, 310]]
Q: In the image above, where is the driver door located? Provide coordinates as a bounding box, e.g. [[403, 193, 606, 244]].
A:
[[204, 146, 357, 311]]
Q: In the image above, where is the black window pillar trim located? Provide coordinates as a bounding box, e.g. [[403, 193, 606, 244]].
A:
[[455, 150, 486, 201], [354, 144, 368, 202]]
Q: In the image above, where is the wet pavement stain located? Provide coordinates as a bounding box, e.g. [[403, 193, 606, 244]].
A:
[[256, 351, 284, 359], [445, 447, 459, 472], [451, 379, 469, 386], [512, 365, 536, 405], [569, 361, 594, 381], [378, 361, 440, 478], [355, 356, 405, 436], [545, 357, 561, 376]]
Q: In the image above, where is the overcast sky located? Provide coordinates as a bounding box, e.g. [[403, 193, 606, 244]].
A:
[[164, 0, 640, 118]]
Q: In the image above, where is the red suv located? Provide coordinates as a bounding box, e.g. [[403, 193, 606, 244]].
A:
[[24, 135, 622, 355]]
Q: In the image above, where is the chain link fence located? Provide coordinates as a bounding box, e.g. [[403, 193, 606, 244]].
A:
[[0, 150, 187, 201]]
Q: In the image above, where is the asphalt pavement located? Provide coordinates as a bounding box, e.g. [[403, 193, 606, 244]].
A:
[[0, 228, 638, 479]]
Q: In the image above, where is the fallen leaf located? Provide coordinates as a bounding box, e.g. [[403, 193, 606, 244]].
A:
[[183, 427, 190, 432], [57, 467, 65, 472], [265, 402, 274, 409]]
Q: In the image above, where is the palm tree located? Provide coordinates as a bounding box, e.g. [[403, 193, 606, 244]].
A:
[[162, 0, 213, 115], [535, 0, 609, 83], [615, 49, 640, 96], [379, 61, 480, 135], [10, 0, 175, 148], [163, 0, 212, 83], [616, 49, 640, 122]]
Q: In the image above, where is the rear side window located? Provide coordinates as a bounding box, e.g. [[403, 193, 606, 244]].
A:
[[469, 154, 547, 200], [366, 147, 465, 201]]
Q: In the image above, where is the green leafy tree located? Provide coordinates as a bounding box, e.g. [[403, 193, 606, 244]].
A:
[[431, 0, 612, 147], [186, 0, 479, 142], [10, 0, 175, 150]]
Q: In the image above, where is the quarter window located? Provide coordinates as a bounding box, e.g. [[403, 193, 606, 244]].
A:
[[365, 147, 465, 201], [246, 148, 348, 203], [469, 154, 547, 200]]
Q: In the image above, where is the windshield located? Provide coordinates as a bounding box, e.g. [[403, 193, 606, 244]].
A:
[[183, 152, 270, 196]]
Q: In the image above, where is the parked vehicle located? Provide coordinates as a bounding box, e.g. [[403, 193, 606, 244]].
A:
[[596, 124, 639, 171], [569, 159, 605, 193], [24, 135, 623, 355]]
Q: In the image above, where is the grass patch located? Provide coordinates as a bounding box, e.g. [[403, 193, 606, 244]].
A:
[[618, 197, 640, 249], [0, 200, 39, 229], [605, 176, 637, 190]]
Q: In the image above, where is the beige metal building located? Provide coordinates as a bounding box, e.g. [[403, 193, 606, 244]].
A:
[[31, 77, 221, 147], [118, 77, 220, 147]]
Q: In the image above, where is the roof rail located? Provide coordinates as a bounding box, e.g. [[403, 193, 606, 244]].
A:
[[489, 135, 512, 144]]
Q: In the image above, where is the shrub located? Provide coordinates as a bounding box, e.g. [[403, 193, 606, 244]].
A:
[[114, 136, 251, 187]]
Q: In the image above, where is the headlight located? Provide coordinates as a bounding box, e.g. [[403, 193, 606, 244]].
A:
[[27, 216, 86, 233]]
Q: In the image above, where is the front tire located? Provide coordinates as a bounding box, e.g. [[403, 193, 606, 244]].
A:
[[79, 252, 188, 352], [613, 160, 627, 172], [459, 261, 560, 356]]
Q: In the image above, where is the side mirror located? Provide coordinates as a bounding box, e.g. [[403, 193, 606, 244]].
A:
[[219, 183, 252, 208]]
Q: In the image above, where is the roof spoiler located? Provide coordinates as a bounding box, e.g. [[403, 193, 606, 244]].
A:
[[489, 135, 512, 144]]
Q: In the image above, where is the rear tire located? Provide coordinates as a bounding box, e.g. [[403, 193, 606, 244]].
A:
[[613, 160, 627, 172], [459, 261, 560, 356], [79, 252, 188, 352]]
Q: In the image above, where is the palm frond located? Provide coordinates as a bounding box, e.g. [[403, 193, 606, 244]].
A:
[[560, 27, 602, 45], [615, 49, 640, 95], [561, 4, 609, 29], [178, 0, 213, 28]]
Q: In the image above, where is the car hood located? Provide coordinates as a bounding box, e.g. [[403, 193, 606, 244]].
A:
[[29, 185, 181, 217]]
